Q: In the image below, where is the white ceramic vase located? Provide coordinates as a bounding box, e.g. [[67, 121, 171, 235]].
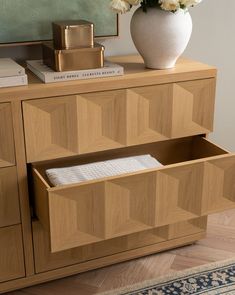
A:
[[130, 7, 192, 69]]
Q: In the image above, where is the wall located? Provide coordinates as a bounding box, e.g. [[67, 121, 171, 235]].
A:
[[0, 0, 234, 151], [184, 0, 235, 152]]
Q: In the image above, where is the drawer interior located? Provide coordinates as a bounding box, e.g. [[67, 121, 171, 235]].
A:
[[33, 135, 228, 188]]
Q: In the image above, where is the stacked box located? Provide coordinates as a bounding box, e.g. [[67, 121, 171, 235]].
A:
[[43, 20, 104, 72]]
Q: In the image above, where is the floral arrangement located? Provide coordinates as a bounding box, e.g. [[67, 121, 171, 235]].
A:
[[110, 0, 202, 13]]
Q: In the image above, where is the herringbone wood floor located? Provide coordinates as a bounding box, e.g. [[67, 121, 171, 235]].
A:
[[9, 209, 235, 295]]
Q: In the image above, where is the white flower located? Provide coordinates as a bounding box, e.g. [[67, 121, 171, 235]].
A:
[[159, 0, 180, 12], [126, 0, 140, 5], [180, 0, 202, 8], [110, 0, 130, 13]]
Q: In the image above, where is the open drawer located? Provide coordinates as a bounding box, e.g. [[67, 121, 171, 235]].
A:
[[32, 136, 235, 253]]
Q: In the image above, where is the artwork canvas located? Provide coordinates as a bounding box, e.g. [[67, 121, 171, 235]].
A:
[[0, 0, 118, 45]]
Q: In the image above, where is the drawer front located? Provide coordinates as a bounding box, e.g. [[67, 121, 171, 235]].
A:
[[0, 225, 25, 283], [0, 167, 21, 228], [23, 78, 215, 162], [0, 103, 15, 168], [33, 137, 234, 253], [33, 217, 207, 273]]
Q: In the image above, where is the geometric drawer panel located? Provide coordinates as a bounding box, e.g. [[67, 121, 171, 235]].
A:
[[48, 173, 157, 252], [0, 225, 25, 284], [23, 79, 215, 162], [77, 90, 127, 153], [171, 79, 215, 138], [48, 183, 106, 252], [127, 78, 215, 144], [105, 173, 156, 238], [32, 216, 207, 273], [23, 96, 79, 162], [155, 163, 205, 227], [202, 155, 235, 214], [0, 103, 15, 168], [0, 166, 21, 228], [0, 225, 25, 283], [35, 153, 235, 253]]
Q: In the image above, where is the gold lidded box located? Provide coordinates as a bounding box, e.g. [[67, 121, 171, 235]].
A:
[[42, 41, 104, 72], [53, 20, 94, 50]]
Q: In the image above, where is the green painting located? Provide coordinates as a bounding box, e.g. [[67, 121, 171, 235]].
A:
[[0, 0, 118, 44]]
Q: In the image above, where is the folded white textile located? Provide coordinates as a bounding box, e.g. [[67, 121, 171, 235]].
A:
[[46, 154, 162, 187]]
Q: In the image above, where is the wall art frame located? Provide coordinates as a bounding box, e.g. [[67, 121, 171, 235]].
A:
[[0, 0, 119, 47]]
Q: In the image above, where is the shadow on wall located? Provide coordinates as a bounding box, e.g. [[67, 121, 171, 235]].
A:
[[0, 44, 42, 61], [185, 0, 235, 152]]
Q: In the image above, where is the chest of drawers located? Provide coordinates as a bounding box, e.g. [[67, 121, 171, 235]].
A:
[[0, 55, 234, 293]]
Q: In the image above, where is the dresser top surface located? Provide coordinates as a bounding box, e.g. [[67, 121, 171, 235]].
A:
[[0, 55, 216, 102]]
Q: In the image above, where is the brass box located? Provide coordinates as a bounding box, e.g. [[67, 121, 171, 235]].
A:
[[53, 20, 94, 49], [42, 42, 104, 72]]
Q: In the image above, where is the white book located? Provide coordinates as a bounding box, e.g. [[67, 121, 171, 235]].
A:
[[0, 75, 28, 88], [26, 60, 124, 83], [0, 58, 25, 78]]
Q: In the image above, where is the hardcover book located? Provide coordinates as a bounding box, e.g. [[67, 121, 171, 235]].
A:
[[27, 60, 124, 83], [0, 75, 28, 88], [0, 58, 25, 78]]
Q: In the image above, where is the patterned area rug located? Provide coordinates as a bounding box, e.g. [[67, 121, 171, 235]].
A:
[[100, 259, 235, 295]]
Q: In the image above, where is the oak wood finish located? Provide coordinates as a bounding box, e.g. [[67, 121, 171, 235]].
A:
[[0, 232, 205, 294], [0, 103, 15, 168], [32, 136, 234, 253], [0, 56, 217, 103], [11, 101, 35, 276], [0, 225, 25, 283], [32, 217, 207, 273], [1, 55, 233, 294], [6, 209, 235, 295], [0, 166, 20, 228], [33, 136, 227, 177], [202, 156, 235, 214], [22, 78, 216, 162]]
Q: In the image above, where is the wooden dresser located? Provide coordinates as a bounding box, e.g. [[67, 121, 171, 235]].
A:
[[1, 55, 234, 293]]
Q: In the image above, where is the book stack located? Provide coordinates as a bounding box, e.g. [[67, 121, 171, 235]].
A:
[[27, 20, 124, 84], [0, 58, 28, 88], [27, 60, 124, 84]]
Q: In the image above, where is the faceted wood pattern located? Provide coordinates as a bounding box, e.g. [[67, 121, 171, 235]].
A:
[[32, 216, 207, 273], [0, 56, 220, 292], [77, 90, 127, 153], [23, 96, 79, 162], [23, 78, 215, 162], [48, 183, 106, 252], [155, 163, 205, 226], [34, 153, 235, 253], [19, 210, 234, 295], [0, 103, 15, 168], [202, 155, 235, 214], [0, 225, 25, 283], [0, 167, 20, 228], [171, 79, 215, 138], [47, 173, 157, 252]]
